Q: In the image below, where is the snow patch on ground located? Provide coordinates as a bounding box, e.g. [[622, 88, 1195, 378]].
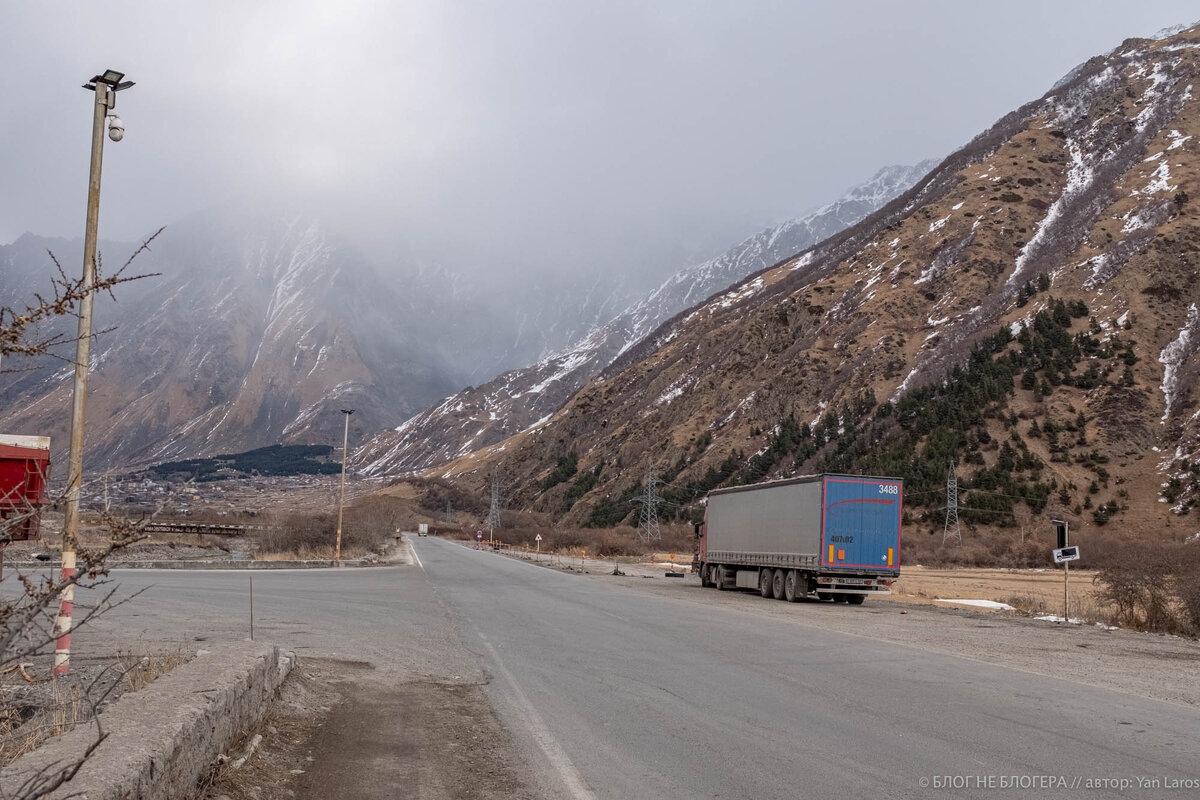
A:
[[1159, 303, 1200, 422], [1168, 129, 1192, 150], [934, 599, 1015, 610], [1008, 139, 1090, 285], [655, 371, 696, 406], [714, 392, 755, 429], [1143, 160, 1174, 194], [789, 252, 814, 272]]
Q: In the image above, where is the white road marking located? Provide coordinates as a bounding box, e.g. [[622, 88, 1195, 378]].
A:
[[476, 632, 595, 800]]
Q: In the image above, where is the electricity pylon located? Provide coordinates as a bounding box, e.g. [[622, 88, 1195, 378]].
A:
[[484, 472, 503, 542], [634, 458, 665, 542], [943, 459, 962, 545]]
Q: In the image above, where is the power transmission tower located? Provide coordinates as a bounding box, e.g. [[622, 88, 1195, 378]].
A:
[[634, 458, 665, 542], [444, 501, 453, 524], [484, 472, 503, 543], [943, 459, 962, 545]]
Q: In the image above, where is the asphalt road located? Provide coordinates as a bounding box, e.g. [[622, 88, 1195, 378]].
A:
[[49, 538, 1200, 799]]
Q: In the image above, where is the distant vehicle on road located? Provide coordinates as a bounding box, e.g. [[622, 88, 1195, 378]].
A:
[[695, 474, 902, 604]]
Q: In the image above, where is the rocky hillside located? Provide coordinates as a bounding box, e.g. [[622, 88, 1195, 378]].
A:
[[425, 27, 1200, 542], [0, 213, 463, 468], [353, 162, 935, 476]]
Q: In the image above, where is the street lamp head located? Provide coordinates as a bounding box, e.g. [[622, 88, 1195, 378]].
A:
[[84, 71, 135, 93], [340, 409, 355, 415]]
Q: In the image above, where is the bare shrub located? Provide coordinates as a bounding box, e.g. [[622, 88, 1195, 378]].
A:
[[255, 497, 404, 558], [254, 512, 335, 557], [0, 232, 159, 797], [484, 524, 694, 559], [1177, 578, 1200, 633], [343, 495, 408, 553], [1005, 592, 1050, 615], [1092, 540, 1200, 635]]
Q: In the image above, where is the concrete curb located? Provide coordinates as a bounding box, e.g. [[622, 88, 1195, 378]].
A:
[[0, 641, 293, 800], [6, 558, 383, 570]]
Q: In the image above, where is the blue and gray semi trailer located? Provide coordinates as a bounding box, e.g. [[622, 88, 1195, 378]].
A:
[[695, 474, 903, 604]]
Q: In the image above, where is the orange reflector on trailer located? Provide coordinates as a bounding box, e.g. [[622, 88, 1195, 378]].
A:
[[828, 544, 835, 563], [887, 547, 895, 566], [837, 549, 845, 561]]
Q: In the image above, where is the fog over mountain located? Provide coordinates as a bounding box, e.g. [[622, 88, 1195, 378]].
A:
[[5, 3, 1199, 295]]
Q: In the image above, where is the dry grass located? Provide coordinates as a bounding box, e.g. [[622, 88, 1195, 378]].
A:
[[0, 681, 87, 767], [892, 566, 1102, 612], [117, 649, 190, 694], [0, 649, 191, 768]]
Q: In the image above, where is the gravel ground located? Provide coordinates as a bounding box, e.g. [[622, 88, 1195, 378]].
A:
[[501, 549, 1200, 708]]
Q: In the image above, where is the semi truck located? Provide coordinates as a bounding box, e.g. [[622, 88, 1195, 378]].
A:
[[694, 473, 902, 604]]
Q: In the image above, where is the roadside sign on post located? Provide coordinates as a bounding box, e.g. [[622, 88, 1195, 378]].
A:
[[1054, 519, 1069, 550], [1053, 546, 1080, 563], [1052, 519, 1075, 620]]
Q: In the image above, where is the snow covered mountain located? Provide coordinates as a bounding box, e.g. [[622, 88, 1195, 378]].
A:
[[425, 25, 1200, 538], [0, 212, 464, 468], [353, 161, 936, 476]]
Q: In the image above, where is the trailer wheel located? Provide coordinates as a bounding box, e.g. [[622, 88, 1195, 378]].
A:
[[759, 569, 773, 598], [784, 570, 800, 602], [846, 594, 866, 605], [817, 591, 834, 602], [771, 569, 786, 600], [714, 566, 728, 590]]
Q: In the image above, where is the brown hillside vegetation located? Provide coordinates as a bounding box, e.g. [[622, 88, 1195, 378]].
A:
[[395, 28, 1200, 576]]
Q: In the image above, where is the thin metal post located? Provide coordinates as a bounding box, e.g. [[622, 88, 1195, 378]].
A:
[[1063, 560, 1069, 621], [55, 81, 110, 678], [249, 575, 254, 641], [335, 409, 353, 564]]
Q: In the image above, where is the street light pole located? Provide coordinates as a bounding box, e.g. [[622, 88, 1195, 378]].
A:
[[54, 70, 133, 678], [335, 409, 354, 564]]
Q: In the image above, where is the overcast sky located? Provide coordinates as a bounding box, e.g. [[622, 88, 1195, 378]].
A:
[[3, 2, 1197, 282]]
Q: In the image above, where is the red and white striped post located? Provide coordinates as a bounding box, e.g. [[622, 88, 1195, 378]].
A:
[[53, 552, 76, 676]]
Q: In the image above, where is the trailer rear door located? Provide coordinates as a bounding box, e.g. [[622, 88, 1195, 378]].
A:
[[820, 475, 902, 571]]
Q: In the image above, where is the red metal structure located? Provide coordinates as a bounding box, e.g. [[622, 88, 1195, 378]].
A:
[[0, 435, 52, 541]]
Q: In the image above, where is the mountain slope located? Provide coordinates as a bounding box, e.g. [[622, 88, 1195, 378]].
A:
[[0, 213, 463, 468], [353, 162, 936, 476], [427, 27, 1200, 540]]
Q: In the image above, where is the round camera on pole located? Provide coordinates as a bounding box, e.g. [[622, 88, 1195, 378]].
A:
[[107, 114, 124, 142]]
